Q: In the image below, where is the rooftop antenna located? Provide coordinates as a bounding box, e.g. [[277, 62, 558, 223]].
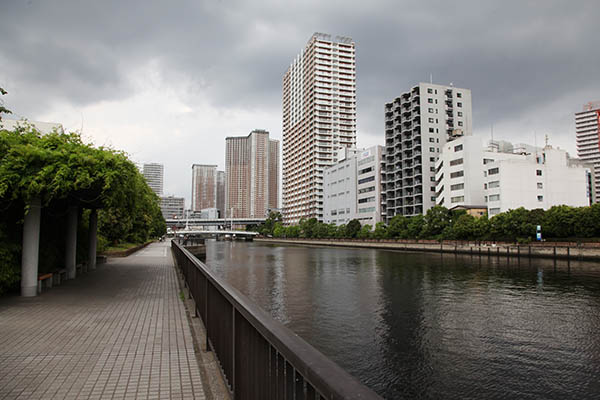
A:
[[429, 73, 433, 84], [491, 122, 494, 143]]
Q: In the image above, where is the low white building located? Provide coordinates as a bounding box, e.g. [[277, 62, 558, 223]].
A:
[[436, 136, 594, 216], [160, 196, 185, 219], [324, 146, 385, 227]]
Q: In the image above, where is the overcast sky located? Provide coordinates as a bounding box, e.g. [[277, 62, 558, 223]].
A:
[[1, 0, 599, 207]]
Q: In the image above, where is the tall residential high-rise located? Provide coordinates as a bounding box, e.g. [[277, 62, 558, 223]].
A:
[[384, 83, 473, 220], [225, 129, 279, 218], [142, 163, 164, 196], [282, 32, 356, 224], [216, 171, 226, 218], [575, 101, 600, 203], [191, 164, 218, 212]]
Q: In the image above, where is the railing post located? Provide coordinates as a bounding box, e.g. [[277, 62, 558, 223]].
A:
[[205, 278, 209, 351], [232, 305, 236, 397]]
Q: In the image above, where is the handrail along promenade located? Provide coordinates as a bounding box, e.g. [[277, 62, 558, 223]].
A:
[[171, 240, 382, 400]]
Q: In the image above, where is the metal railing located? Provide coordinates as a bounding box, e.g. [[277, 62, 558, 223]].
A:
[[171, 240, 381, 400]]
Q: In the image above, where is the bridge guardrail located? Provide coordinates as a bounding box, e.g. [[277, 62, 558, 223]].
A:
[[171, 240, 381, 400]]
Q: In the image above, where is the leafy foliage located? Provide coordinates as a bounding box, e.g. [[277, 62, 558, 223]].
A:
[[261, 204, 600, 243], [0, 125, 165, 294]]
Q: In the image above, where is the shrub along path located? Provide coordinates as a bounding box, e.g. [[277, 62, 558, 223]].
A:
[[0, 241, 205, 399]]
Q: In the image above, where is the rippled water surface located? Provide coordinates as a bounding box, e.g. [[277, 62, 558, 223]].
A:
[[205, 241, 600, 399]]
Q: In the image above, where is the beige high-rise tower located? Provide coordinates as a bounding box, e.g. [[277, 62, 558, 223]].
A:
[[225, 129, 279, 218], [576, 101, 600, 203], [282, 33, 356, 224]]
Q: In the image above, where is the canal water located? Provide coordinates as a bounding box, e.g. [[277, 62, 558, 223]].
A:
[[204, 240, 600, 399]]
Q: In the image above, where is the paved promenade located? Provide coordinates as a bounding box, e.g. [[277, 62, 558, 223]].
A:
[[0, 241, 205, 399]]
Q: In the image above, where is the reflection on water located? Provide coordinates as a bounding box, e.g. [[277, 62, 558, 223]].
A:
[[205, 240, 600, 399]]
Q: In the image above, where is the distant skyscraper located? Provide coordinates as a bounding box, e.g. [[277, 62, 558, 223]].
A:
[[191, 164, 218, 212], [142, 163, 164, 196], [282, 33, 356, 224], [384, 83, 473, 220], [225, 129, 279, 218], [575, 101, 600, 203], [216, 170, 226, 218]]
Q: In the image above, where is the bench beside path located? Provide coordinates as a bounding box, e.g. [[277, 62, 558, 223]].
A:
[[0, 241, 206, 400]]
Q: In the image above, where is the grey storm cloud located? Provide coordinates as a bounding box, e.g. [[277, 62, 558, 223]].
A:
[[1, 0, 599, 200]]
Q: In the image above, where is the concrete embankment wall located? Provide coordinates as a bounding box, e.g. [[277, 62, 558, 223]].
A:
[[255, 238, 600, 262]]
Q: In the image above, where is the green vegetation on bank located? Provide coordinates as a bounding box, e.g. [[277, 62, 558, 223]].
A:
[[0, 94, 165, 293], [255, 205, 600, 243]]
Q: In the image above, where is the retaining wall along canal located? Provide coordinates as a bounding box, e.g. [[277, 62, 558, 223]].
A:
[[255, 238, 600, 261]]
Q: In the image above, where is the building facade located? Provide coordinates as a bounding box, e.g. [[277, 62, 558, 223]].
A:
[[384, 83, 473, 221], [142, 163, 164, 196], [575, 101, 600, 203], [191, 164, 218, 212], [216, 171, 226, 218], [225, 129, 279, 218], [435, 136, 594, 215], [282, 32, 356, 224], [323, 146, 385, 227], [160, 196, 185, 220]]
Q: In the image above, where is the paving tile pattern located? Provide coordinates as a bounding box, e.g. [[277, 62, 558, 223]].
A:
[[0, 241, 205, 399]]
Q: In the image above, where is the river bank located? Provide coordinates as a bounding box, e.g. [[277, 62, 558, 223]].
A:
[[255, 237, 600, 261]]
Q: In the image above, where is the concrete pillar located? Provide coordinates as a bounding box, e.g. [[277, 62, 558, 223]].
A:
[[21, 198, 42, 297], [65, 205, 78, 279], [88, 209, 98, 270]]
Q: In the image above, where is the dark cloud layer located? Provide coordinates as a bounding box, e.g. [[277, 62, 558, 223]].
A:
[[1, 0, 599, 155]]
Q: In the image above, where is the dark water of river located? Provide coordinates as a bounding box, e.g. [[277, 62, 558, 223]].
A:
[[205, 240, 600, 399]]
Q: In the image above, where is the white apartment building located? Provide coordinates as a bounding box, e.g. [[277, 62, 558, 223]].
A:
[[282, 33, 356, 224], [324, 148, 358, 225], [323, 146, 385, 227], [1, 118, 64, 134], [160, 196, 185, 219], [435, 136, 594, 216], [575, 101, 600, 203], [384, 83, 472, 221], [143, 163, 164, 196]]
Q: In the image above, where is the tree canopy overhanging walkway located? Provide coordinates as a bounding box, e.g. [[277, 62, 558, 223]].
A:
[[0, 123, 165, 296]]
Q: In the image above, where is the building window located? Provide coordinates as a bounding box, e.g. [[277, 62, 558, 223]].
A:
[[451, 196, 464, 203], [483, 158, 493, 164], [536, 169, 542, 176], [450, 171, 464, 178], [428, 108, 434, 113], [458, 121, 463, 127], [537, 195, 544, 202], [431, 196, 437, 201], [457, 102, 462, 107], [358, 176, 375, 184], [450, 158, 463, 166], [431, 186, 436, 192], [427, 88, 433, 94], [488, 167, 499, 175], [429, 128, 435, 133], [458, 111, 463, 117], [359, 166, 373, 175], [488, 180, 500, 188], [430, 157, 436, 162], [450, 183, 464, 191], [428, 118, 434, 123], [454, 144, 463, 152], [489, 194, 500, 201], [429, 138, 435, 143], [358, 196, 375, 204], [489, 207, 500, 215], [428, 98, 433, 103], [430, 177, 435, 182], [430, 147, 435, 152], [457, 92, 462, 98], [537, 182, 543, 189]]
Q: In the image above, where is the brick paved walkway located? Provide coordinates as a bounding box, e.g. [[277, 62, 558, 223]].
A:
[[0, 241, 205, 400]]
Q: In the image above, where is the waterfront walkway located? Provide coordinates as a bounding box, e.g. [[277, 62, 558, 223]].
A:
[[0, 241, 205, 399]]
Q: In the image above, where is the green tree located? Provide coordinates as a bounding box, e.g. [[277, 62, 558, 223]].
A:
[[335, 224, 347, 238], [543, 205, 577, 239], [422, 206, 452, 239], [373, 222, 388, 240], [387, 215, 408, 239], [0, 87, 11, 122], [406, 214, 425, 239], [357, 224, 372, 239], [346, 219, 361, 238]]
